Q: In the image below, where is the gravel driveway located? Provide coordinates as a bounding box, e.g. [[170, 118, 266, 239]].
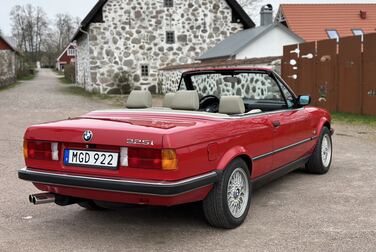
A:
[[0, 69, 375, 251]]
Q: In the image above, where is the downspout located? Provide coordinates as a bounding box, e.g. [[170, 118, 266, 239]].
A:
[[79, 27, 90, 91]]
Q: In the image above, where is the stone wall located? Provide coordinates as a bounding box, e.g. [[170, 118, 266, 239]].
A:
[[159, 58, 281, 93], [0, 50, 16, 87], [76, 0, 244, 94], [76, 35, 91, 90]]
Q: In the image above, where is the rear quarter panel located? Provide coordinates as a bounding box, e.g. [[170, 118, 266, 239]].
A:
[[164, 115, 274, 180]]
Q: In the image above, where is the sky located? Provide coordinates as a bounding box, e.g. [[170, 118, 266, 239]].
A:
[[1, 0, 376, 36], [0, 0, 98, 36]]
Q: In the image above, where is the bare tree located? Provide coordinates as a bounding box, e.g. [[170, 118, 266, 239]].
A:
[[10, 4, 48, 62], [237, 0, 262, 8], [55, 13, 77, 52], [10, 4, 80, 66]]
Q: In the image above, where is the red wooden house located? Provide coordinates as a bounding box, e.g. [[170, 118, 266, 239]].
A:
[[0, 35, 18, 87], [56, 44, 76, 71]]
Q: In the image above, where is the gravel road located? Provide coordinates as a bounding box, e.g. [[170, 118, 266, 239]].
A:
[[0, 69, 375, 252]]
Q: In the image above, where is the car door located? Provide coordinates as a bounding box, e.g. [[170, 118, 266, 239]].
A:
[[268, 77, 315, 170]]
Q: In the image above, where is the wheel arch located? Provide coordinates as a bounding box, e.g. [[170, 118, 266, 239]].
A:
[[317, 117, 331, 134], [216, 146, 253, 177]]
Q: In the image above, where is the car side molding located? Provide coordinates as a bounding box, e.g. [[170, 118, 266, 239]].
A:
[[252, 155, 311, 189]]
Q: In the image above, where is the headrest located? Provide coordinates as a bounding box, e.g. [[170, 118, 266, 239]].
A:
[[126, 90, 152, 109], [163, 93, 175, 108], [219, 96, 245, 115], [171, 90, 199, 111]]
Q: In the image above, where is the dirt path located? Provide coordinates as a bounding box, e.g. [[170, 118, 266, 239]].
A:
[[0, 69, 375, 251]]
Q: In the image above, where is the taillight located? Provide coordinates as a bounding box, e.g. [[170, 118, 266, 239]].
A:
[[126, 148, 178, 171], [24, 140, 59, 161], [161, 149, 178, 171]]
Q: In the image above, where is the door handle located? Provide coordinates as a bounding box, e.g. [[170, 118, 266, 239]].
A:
[[272, 120, 281, 128]]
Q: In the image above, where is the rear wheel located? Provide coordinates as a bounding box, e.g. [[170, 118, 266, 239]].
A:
[[203, 158, 251, 229], [305, 127, 333, 174], [78, 200, 106, 210]]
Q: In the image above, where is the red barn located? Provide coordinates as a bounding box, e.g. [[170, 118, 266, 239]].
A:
[[0, 36, 16, 51], [56, 44, 76, 71], [0, 35, 18, 87]]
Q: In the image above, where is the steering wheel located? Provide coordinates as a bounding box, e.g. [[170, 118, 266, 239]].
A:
[[199, 95, 220, 113]]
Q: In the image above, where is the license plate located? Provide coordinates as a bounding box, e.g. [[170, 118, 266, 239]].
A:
[[64, 149, 119, 169]]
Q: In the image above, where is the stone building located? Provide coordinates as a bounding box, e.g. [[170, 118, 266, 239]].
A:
[[71, 0, 255, 94], [0, 35, 18, 87]]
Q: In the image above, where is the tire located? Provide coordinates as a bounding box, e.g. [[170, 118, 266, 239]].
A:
[[305, 127, 333, 174], [203, 158, 251, 229], [78, 200, 106, 210]]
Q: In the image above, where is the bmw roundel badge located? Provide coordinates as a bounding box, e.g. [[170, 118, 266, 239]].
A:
[[83, 130, 93, 142]]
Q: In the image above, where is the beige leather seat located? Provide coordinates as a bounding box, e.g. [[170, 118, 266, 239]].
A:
[[219, 96, 245, 115], [171, 90, 199, 111], [163, 93, 175, 108], [126, 90, 152, 109]]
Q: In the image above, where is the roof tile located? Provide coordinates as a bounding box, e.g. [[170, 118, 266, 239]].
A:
[[281, 4, 376, 41]]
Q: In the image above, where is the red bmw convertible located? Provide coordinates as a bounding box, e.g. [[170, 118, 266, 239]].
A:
[[19, 68, 333, 229]]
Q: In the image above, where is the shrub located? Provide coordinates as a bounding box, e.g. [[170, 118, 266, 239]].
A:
[[16, 63, 35, 80], [64, 64, 75, 83]]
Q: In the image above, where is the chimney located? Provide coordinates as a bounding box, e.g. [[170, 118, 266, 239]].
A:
[[360, 10, 367, 19], [260, 4, 273, 26]]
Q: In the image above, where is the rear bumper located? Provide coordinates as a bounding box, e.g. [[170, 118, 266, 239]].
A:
[[18, 168, 220, 196]]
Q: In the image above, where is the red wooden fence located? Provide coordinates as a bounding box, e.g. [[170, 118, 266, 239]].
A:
[[282, 33, 376, 116]]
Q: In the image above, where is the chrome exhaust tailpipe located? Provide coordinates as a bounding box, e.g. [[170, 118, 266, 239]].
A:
[[29, 193, 55, 205]]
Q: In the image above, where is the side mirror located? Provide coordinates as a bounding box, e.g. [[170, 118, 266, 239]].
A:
[[298, 95, 311, 106]]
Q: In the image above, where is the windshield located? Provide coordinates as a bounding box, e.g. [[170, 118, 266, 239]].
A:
[[180, 71, 285, 102]]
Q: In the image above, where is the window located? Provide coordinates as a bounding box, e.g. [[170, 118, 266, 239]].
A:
[[67, 49, 76, 56], [164, 0, 173, 7], [179, 72, 289, 112], [326, 29, 340, 41], [182, 73, 285, 101], [166, 31, 175, 44], [279, 81, 295, 108], [141, 65, 149, 77], [352, 29, 364, 41]]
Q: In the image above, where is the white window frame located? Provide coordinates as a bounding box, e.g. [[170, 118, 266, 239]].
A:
[[352, 29, 364, 41], [67, 49, 76, 56], [326, 29, 340, 42]]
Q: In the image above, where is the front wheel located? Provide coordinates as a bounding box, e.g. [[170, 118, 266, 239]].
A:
[[203, 158, 251, 229], [305, 127, 333, 174]]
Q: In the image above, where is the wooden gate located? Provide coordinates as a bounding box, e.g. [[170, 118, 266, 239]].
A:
[[363, 33, 376, 116], [282, 33, 376, 116]]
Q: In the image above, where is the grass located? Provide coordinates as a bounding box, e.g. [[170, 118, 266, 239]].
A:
[[52, 69, 64, 76], [0, 81, 21, 92], [59, 76, 74, 84], [17, 73, 36, 81], [0, 71, 37, 92], [60, 84, 125, 108], [332, 112, 376, 126]]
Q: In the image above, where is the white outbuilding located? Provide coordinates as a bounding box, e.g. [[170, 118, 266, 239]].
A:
[[198, 5, 304, 61]]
